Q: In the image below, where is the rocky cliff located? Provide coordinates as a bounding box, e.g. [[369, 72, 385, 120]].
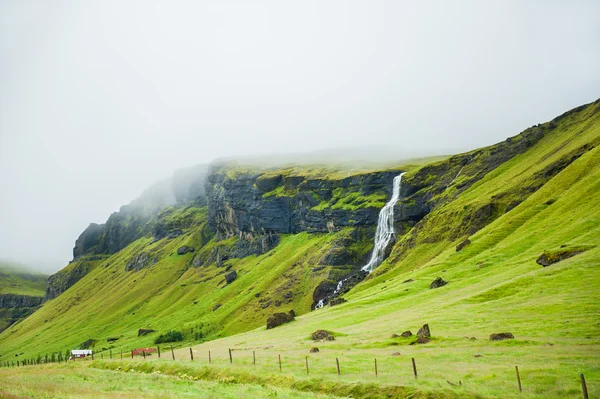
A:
[[0, 294, 43, 308]]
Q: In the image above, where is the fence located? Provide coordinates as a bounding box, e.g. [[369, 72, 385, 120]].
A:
[[0, 346, 592, 399]]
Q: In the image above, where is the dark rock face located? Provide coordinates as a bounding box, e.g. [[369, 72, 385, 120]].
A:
[[138, 329, 156, 336], [206, 168, 399, 239], [536, 248, 585, 266], [490, 332, 514, 341], [45, 260, 98, 301], [417, 324, 431, 338], [0, 294, 43, 308], [125, 252, 157, 272], [266, 310, 295, 329], [456, 238, 471, 252], [401, 330, 413, 337], [312, 270, 368, 309], [430, 277, 448, 289], [311, 330, 335, 341], [224, 271, 237, 284], [177, 246, 194, 255]]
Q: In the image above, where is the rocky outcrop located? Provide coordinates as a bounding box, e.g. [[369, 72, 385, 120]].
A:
[[417, 324, 431, 338], [536, 248, 586, 267], [311, 330, 335, 341], [430, 277, 448, 289], [490, 332, 514, 341], [266, 310, 295, 329], [125, 252, 157, 272], [224, 271, 237, 284], [177, 246, 194, 255], [45, 260, 99, 301], [0, 294, 43, 308]]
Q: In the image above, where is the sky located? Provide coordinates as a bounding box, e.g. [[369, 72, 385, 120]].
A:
[[0, 1, 599, 273]]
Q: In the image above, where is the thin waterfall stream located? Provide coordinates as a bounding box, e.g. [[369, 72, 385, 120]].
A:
[[315, 173, 405, 309]]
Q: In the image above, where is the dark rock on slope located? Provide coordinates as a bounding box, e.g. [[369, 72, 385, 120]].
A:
[[536, 248, 586, 266], [266, 310, 295, 329]]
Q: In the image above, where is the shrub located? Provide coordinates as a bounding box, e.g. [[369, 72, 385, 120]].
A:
[[154, 330, 184, 344]]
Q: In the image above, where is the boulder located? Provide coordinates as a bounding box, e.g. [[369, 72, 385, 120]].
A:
[[430, 277, 448, 289], [456, 238, 471, 252], [311, 330, 335, 341], [391, 334, 399, 338], [391, 352, 401, 356], [266, 310, 295, 329], [410, 336, 430, 345], [138, 329, 156, 337], [536, 248, 585, 267], [224, 271, 237, 284], [309, 347, 320, 353], [212, 304, 222, 311], [417, 324, 431, 338], [107, 337, 119, 342], [401, 330, 413, 338], [329, 298, 347, 306], [177, 246, 194, 255], [490, 332, 514, 341]]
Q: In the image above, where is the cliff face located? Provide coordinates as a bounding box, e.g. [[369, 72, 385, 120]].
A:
[[0, 294, 43, 308], [206, 169, 401, 238], [73, 165, 209, 259]]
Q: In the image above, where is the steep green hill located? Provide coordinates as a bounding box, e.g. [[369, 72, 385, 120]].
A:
[[0, 100, 598, 398], [0, 262, 46, 297], [0, 262, 47, 332]]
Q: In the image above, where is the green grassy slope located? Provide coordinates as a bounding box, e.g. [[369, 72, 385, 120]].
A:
[[0, 101, 598, 398], [170, 100, 599, 398], [0, 262, 47, 296]]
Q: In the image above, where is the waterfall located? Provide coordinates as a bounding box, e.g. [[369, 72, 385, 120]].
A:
[[361, 173, 405, 272], [314, 173, 405, 310]]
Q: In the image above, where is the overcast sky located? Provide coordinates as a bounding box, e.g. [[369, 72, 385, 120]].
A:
[[0, 1, 599, 273]]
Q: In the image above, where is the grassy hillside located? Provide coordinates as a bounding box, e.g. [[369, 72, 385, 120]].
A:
[[0, 262, 47, 297], [0, 101, 598, 398]]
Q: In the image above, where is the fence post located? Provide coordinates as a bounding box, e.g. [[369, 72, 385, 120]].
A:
[[412, 358, 418, 379], [253, 351, 256, 365], [157, 347, 160, 359], [278, 354, 282, 372], [171, 346, 175, 361], [229, 348, 232, 364], [131, 350, 134, 359], [142, 351, 146, 360], [120, 351, 123, 360], [336, 358, 341, 375], [305, 356, 309, 375], [110, 350, 112, 359], [101, 352, 103, 359], [91, 352, 94, 361], [375, 358, 378, 377], [189, 348, 194, 361], [45, 354, 48, 364], [515, 366, 522, 393], [208, 350, 211, 364], [580, 374, 588, 399]]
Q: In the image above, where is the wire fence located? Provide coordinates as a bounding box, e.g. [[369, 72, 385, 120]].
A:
[[0, 346, 592, 399]]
